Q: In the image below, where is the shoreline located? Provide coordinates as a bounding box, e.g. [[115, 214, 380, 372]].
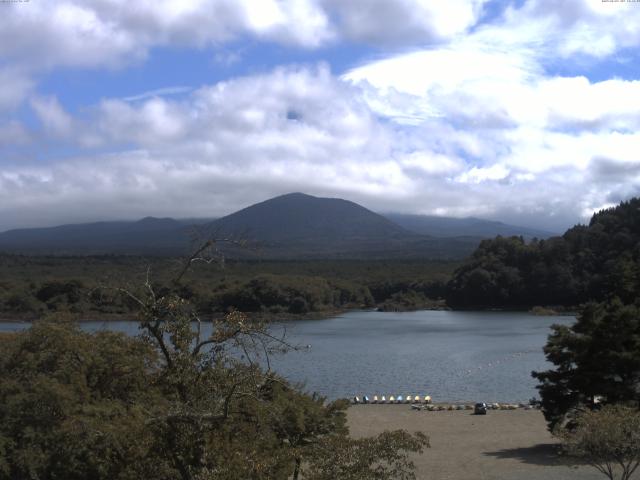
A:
[[0, 309, 350, 324], [0, 304, 576, 324]]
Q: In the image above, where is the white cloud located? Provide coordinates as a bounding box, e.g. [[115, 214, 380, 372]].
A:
[[345, 43, 537, 96], [343, 41, 541, 127], [541, 77, 640, 131], [0, 66, 412, 228], [0, 0, 496, 78], [0, 68, 34, 113], [0, 0, 637, 90], [399, 151, 464, 176], [334, 9, 640, 229], [2, 1, 640, 232], [2, 60, 637, 233], [0, 2, 142, 70], [322, 0, 488, 45], [0, 0, 332, 76], [30, 96, 74, 137], [504, 0, 640, 58], [96, 97, 188, 145], [122, 86, 193, 102], [456, 164, 510, 184], [241, 0, 333, 47]]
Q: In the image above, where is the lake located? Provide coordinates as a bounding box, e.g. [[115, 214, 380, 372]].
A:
[[0, 310, 570, 403]]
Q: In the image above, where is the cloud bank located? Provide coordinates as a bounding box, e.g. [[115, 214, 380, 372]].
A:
[[0, 0, 639, 232]]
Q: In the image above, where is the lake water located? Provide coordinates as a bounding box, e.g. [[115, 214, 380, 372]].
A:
[[0, 310, 571, 403]]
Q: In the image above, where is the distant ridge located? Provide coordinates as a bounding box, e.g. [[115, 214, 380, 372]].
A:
[[0, 218, 200, 255], [384, 213, 557, 239], [0, 193, 550, 258]]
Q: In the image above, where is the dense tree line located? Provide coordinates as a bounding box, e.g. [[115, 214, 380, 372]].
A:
[[527, 198, 640, 467], [447, 198, 640, 308], [0, 257, 453, 319], [208, 274, 374, 314], [0, 275, 373, 319]]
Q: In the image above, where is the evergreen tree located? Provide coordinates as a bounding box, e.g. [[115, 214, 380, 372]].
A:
[[532, 300, 640, 430]]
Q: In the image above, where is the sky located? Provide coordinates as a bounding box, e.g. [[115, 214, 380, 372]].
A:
[[1, 0, 639, 233]]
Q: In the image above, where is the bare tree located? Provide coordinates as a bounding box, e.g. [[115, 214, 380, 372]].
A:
[[113, 238, 297, 480]]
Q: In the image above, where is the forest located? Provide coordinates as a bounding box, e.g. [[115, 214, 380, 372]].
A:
[[446, 198, 640, 309], [1, 198, 639, 319], [0, 257, 453, 320]]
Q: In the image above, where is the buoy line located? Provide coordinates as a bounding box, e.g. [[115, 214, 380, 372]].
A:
[[450, 348, 540, 378]]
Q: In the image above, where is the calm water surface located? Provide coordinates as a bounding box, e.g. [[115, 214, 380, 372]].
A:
[[270, 310, 572, 403], [1, 310, 571, 403]]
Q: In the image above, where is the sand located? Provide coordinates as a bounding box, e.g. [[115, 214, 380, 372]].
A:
[[347, 405, 603, 480]]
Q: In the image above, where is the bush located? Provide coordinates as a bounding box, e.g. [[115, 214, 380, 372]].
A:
[[557, 405, 640, 480], [3, 291, 42, 314], [36, 280, 84, 303], [289, 296, 309, 314]]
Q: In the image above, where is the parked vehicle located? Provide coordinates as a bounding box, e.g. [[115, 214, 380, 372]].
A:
[[474, 402, 487, 415]]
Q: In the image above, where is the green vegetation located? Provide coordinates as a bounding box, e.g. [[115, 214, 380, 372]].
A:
[[532, 300, 640, 430], [376, 290, 446, 312], [2, 197, 639, 320], [0, 318, 163, 479], [0, 262, 429, 479], [446, 198, 640, 309], [0, 256, 455, 320], [441, 198, 640, 477], [557, 405, 640, 480]]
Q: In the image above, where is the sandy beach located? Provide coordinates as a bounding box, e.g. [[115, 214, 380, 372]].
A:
[[347, 405, 602, 480]]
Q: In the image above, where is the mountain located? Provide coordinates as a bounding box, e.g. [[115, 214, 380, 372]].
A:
[[384, 213, 557, 239], [0, 193, 488, 259], [0, 217, 204, 255], [202, 192, 481, 258], [209, 192, 407, 241]]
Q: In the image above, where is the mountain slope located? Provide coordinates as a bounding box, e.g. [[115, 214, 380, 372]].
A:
[[385, 213, 557, 239], [0, 193, 482, 259], [209, 192, 409, 242], [0, 217, 198, 254], [199, 192, 483, 259]]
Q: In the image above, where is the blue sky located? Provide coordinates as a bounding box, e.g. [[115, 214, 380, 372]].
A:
[[38, 42, 378, 112], [1, 0, 639, 232]]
